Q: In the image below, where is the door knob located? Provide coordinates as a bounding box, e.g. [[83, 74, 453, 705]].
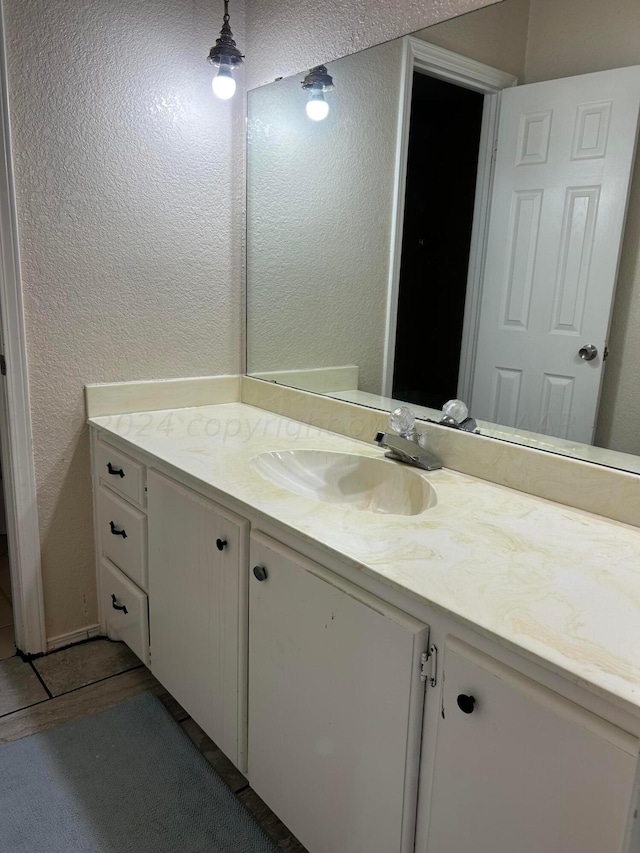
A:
[[216, 538, 227, 551], [253, 565, 268, 582], [578, 344, 598, 361], [456, 693, 476, 714]]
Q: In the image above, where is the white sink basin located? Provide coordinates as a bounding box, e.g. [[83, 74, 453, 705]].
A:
[[251, 450, 437, 516]]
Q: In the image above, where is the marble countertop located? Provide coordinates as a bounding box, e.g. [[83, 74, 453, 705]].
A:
[[90, 402, 640, 716]]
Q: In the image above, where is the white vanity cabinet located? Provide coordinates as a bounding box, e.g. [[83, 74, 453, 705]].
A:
[[422, 637, 639, 853], [247, 531, 429, 853], [88, 421, 640, 853], [146, 469, 249, 769]]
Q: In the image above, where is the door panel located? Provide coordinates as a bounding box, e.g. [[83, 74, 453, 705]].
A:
[[472, 66, 640, 442]]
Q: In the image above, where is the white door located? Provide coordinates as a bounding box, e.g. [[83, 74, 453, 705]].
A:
[[425, 638, 638, 853], [248, 532, 428, 853], [471, 66, 640, 443]]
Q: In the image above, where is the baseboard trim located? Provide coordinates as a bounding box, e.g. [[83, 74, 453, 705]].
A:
[[46, 624, 102, 653]]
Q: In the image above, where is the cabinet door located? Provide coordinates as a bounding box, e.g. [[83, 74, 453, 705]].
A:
[[248, 532, 429, 853], [425, 637, 639, 853], [147, 470, 249, 769]]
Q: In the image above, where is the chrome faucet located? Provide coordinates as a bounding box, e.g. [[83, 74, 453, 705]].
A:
[[375, 407, 442, 471]]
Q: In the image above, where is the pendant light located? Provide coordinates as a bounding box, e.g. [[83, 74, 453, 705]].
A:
[[301, 66, 334, 121], [208, 0, 243, 100]]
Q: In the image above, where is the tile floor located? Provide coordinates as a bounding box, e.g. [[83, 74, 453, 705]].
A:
[[0, 536, 14, 661], [0, 638, 307, 852]]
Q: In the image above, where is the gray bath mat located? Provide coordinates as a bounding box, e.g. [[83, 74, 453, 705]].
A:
[[0, 692, 278, 852]]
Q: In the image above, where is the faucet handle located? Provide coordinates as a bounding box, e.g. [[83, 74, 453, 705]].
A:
[[389, 406, 416, 438], [442, 399, 469, 425], [439, 399, 478, 433]]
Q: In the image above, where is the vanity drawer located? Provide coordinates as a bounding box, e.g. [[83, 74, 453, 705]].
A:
[[100, 557, 149, 665], [97, 485, 148, 591], [94, 437, 146, 507]]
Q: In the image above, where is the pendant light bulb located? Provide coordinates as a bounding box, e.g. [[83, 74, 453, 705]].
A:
[[306, 90, 329, 121], [301, 66, 334, 122], [212, 65, 237, 100], [208, 0, 243, 101]]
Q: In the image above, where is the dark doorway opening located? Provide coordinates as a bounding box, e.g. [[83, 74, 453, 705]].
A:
[[392, 71, 485, 409]]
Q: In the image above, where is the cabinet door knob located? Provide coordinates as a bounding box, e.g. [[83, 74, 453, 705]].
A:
[[216, 538, 227, 551], [456, 693, 476, 714], [253, 565, 268, 582]]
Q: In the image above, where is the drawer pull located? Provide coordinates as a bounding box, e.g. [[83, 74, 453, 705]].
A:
[[216, 538, 227, 551], [109, 521, 128, 539], [107, 462, 125, 478], [111, 593, 128, 615]]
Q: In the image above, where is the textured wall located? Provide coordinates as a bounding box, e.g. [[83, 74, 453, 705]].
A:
[[245, 0, 502, 89], [598, 158, 640, 455], [247, 38, 403, 393], [415, 0, 530, 77], [4, 0, 245, 641], [524, 0, 640, 455], [524, 0, 640, 82]]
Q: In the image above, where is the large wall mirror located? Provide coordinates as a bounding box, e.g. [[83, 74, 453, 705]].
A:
[[246, 0, 640, 476]]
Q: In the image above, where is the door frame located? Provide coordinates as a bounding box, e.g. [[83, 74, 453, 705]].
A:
[[382, 37, 517, 399], [0, 6, 46, 655]]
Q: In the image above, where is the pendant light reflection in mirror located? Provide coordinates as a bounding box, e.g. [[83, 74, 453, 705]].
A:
[[302, 66, 334, 120], [208, 0, 244, 100]]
